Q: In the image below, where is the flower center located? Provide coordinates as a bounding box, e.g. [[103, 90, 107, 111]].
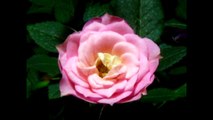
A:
[[95, 53, 121, 78]]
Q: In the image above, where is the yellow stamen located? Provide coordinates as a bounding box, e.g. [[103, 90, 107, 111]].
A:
[[95, 53, 121, 78]]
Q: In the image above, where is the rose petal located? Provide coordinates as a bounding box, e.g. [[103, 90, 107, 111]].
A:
[[124, 75, 138, 91], [143, 38, 160, 60], [77, 61, 98, 76], [82, 13, 123, 29], [63, 33, 81, 58], [75, 85, 103, 98], [124, 34, 148, 56], [88, 74, 114, 87], [88, 76, 103, 89], [78, 32, 97, 66], [58, 53, 67, 71], [134, 72, 155, 95], [64, 57, 89, 88], [83, 22, 105, 32], [141, 88, 148, 95], [78, 31, 126, 66], [119, 92, 142, 103], [94, 31, 126, 53], [83, 18, 102, 30], [59, 70, 77, 96], [137, 54, 149, 81], [112, 42, 139, 58], [56, 44, 66, 56], [101, 13, 123, 25], [73, 94, 97, 104], [100, 20, 134, 35], [120, 53, 139, 66], [92, 80, 127, 98], [103, 65, 127, 80], [98, 91, 132, 105], [120, 53, 139, 78], [149, 59, 159, 75]]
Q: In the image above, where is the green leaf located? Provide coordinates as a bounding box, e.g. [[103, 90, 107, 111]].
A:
[[176, 0, 187, 20], [111, 0, 139, 32], [138, 0, 164, 42], [27, 55, 60, 76], [169, 66, 187, 75], [83, 3, 112, 22], [33, 46, 49, 54], [159, 43, 172, 49], [28, 0, 54, 14], [111, 0, 164, 43], [26, 70, 39, 99], [141, 83, 186, 103], [157, 44, 187, 71], [27, 21, 71, 52], [34, 81, 50, 90], [54, 0, 76, 23], [48, 83, 60, 100], [165, 19, 187, 29]]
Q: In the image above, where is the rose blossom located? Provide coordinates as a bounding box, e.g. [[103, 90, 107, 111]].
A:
[[56, 13, 160, 105]]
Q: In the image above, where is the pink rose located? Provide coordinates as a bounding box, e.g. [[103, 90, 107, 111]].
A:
[[56, 13, 160, 105]]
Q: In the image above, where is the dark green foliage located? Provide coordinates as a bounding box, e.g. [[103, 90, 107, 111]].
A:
[[27, 21, 71, 52], [27, 54, 59, 76], [157, 45, 187, 71], [142, 84, 186, 103]]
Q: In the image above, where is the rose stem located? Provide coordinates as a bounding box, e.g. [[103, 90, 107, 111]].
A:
[[98, 104, 106, 120]]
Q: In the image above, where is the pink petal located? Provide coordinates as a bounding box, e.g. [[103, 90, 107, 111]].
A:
[[64, 33, 81, 58], [134, 72, 155, 95], [58, 53, 67, 71], [78, 32, 97, 66], [143, 38, 160, 60], [100, 13, 123, 25], [64, 57, 89, 88], [88, 74, 114, 87], [112, 42, 139, 58], [124, 75, 138, 91], [88, 75, 103, 89], [92, 80, 127, 98], [82, 13, 122, 29], [77, 63, 98, 76], [75, 85, 103, 98], [98, 91, 132, 106], [120, 53, 139, 66], [79, 31, 96, 43], [100, 20, 134, 35], [137, 54, 149, 81], [82, 22, 105, 32], [94, 31, 126, 53], [119, 92, 142, 103], [60, 70, 98, 103], [149, 59, 159, 75], [78, 31, 126, 65], [83, 18, 102, 30], [103, 65, 127, 80], [141, 87, 147, 95], [59, 70, 77, 96], [124, 34, 148, 56], [56, 44, 66, 57], [120, 53, 139, 78], [72, 94, 98, 104]]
